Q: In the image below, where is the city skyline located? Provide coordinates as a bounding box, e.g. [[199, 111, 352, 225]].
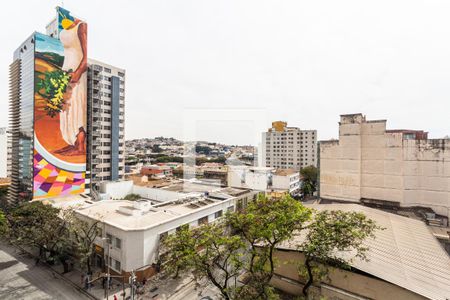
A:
[[1, 0, 450, 145]]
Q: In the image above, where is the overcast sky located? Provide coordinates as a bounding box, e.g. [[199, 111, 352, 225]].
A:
[[1, 0, 449, 145]]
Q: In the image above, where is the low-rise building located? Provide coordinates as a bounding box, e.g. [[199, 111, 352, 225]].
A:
[[319, 114, 450, 218], [272, 169, 300, 195], [228, 166, 300, 196], [271, 204, 450, 300], [50, 185, 259, 280], [141, 165, 173, 179]]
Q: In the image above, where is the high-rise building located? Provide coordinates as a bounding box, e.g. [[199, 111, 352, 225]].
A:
[[87, 59, 126, 192], [0, 128, 9, 178], [319, 113, 450, 218], [262, 121, 317, 170], [8, 7, 88, 204]]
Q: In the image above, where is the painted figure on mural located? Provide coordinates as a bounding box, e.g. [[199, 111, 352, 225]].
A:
[[56, 11, 87, 156]]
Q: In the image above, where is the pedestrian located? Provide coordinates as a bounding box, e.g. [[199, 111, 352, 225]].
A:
[[113, 295, 118, 300], [142, 277, 147, 286]]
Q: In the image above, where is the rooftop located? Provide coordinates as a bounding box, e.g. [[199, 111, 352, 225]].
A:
[[48, 186, 252, 231], [278, 204, 450, 300], [274, 169, 298, 176]]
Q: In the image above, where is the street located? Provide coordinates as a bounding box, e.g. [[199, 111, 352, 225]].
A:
[[0, 241, 91, 300]]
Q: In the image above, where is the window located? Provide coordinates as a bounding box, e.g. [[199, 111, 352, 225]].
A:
[[198, 216, 208, 225], [227, 206, 234, 212], [106, 233, 112, 244], [114, 237, 122, 249], [104, 68, 111, 73], [96, 227, 103, 237], [114, 259, 121, 272], [118, 72, 125, 77], [214, 210, 223, 219]]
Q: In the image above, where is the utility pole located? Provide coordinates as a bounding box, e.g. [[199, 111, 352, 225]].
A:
[[129, 270, 137, 300], [102, 237, 111, 300]]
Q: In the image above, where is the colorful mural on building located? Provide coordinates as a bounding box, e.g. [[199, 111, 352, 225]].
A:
[[33, 7, 87, 199]]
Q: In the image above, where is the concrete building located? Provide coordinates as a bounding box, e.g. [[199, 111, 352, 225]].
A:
[[228, 165, 300, 196], [50, 184, 259, 279], [271, 204, 450, 300], [262, 121, 317, 170], [7, 8, 124, 204], [319, 114, 450, 218], [140, 165, 172, 179], [8, 34, 36, 203], [87, 59, 126, 192], [272, 169, 300, 195], [0, 128, 8, 178]]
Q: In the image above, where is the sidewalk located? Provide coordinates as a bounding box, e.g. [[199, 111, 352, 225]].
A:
[[49, 263, 131, 300], [2, 241, 129, 300]]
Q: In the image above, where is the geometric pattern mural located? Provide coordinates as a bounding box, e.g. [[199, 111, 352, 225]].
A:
[[33, 151, 85, 198]]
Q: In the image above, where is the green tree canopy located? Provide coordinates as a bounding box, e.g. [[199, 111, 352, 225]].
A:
[[300, 165, 318, 196], [298, 210, 381, 297]]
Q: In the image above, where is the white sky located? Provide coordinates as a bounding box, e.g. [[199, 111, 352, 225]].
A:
[[1, 0, 449, 145]]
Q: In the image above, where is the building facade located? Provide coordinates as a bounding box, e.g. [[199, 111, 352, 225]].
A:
[[228, 165, 300, 195], [51, 185, 259, 279], [0, 128, 9, 178], [262, 121, 317, 170], [320, 114, 450, 218], [7, 8, 125, 204], [87, 59, 126, 192]]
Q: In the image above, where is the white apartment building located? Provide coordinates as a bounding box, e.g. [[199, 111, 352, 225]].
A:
[[228, 165, 300, 195], [272, 169, 301, 194], [87, 59, 126, 192], [262, 121, 317, 170], [50, 185, 258, 279], [320, 114, 450, 218]]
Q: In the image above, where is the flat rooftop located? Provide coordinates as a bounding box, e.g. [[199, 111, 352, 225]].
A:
[[49, 187, 252, 231], [274, 169, 298, 176]]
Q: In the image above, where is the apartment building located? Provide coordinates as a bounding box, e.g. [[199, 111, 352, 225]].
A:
[[0, 128, 8, 178], [319, 114, 450, 218], [87, 59, 126, 192], [262, 121, 317, 170]]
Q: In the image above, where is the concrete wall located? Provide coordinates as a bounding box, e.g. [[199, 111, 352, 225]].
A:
[[100, 180, 133, 199], [271, 249, 426, 300], [272, 173, 300, 193], [320, 114, 450, 218]]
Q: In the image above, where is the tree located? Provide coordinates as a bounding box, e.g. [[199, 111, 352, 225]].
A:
[[161, 223, 245, 300], [300, 166, 318, 196], [298, 210, 380, 297], [0, 209, 8, 236], [227, 195, 312, 299], [68, 212, 100, 274], [151, 144, 163, 153], [123, 193, 141, 201], [6, 202, 72, 268]]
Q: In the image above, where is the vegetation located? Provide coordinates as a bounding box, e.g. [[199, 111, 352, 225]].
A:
[[2, 202, 101, 274], [162, 223, 245, 300], [298, 210, 381, 297], [123, 193, 141, 201], [160, 195, 379, 300], [300, 166, 318, 197]]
